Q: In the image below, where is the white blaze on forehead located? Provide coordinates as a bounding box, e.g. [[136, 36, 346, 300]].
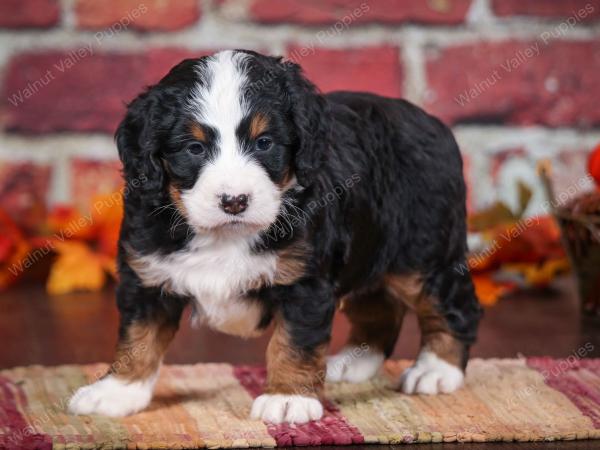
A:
[[183, 50, 281, 231], [189, 50, 249, 160]]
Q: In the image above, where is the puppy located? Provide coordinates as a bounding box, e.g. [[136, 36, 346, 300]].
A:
[[68, 49, 482, 424]]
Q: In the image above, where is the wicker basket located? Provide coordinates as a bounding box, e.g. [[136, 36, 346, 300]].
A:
[[540, 163, 600, 319]]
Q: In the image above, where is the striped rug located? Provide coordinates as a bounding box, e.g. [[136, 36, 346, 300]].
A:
[[1, 358, 599, 449]]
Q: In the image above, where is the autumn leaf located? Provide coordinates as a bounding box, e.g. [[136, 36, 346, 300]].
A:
[[468, 201, 516, 232], [0, 241, 30, 290], [0, 234, 13, 262], [472, 273, 514, 306], [0, 208, 31, 291], [501, 259, 571, 288], [469, 215, 564, 272], [46, 241, 111, 295], [516, 180, 533, 218], [90, 192, 124, 258], [46, 205, 95, 240], [43, 191, 123, 295]]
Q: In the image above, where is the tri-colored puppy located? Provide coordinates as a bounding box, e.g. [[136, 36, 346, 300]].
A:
[[68, 49, 482, 424]]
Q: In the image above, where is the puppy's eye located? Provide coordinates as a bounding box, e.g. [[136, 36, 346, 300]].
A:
[[255, 136, 273, 152], [185, 142, 206, 156]]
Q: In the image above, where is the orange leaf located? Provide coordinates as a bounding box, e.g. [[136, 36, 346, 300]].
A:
[[90, 192, 123, 258], [46, 241, 107, 295], [472, 274, 513, 307], [90, 192, 123, 227], [468, 215, 564, 272], [46, 205, 96, 240], [0, 241, 30, 291]]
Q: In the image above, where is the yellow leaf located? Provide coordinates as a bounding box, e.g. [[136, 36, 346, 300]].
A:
[[516, 180, 533, 219], [46, 241, 107, 295], [468, 201, 516, 232], [502, 259, 571, 288]]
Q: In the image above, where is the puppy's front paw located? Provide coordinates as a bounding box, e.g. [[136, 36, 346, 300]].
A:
[[251, 394, 323, 424], [326, 346, 384, 383], [68, 374, 155, 417], [398, 351, 464, 395]]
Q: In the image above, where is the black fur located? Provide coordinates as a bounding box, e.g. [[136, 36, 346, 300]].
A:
[[115, 50, 481, 367]]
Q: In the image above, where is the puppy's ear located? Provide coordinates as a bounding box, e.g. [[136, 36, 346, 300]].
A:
[[115, 92, 165, 202], [281, 61, 330, 187]]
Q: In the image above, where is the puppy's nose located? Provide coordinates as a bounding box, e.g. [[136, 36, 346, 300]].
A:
[[220, 193, 249, 215]]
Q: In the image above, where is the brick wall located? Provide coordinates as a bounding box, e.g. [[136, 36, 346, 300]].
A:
[[1, 0, 600, 220]]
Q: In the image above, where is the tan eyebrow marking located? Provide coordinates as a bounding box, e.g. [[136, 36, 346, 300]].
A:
[[190, 123, 206, 142], [249, 113, 269, 139]]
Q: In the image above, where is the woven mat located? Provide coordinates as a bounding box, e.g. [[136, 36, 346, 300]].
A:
[[1, 358, 599, 449]]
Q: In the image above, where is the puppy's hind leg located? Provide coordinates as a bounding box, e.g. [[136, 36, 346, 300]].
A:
[[69, 280, 186, 417], [387, 267, 481, 395], [327, 284, 406, 383]]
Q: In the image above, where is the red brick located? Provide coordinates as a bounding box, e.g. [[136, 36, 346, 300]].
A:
[[287, 46, 402, 97], [71, 159, 123, 211], [145, 48, 206, 83], [492, 0, 600, 21], [425, 41, 600, 127], [246, 0, 472, 25], [0, 0, 59, 28], [1, 49, 203, 134], [0, 161, 51, 232], [75, 0, 201, 31]]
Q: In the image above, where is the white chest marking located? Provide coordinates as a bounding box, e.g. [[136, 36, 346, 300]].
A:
[[132, 235, 276, 337]]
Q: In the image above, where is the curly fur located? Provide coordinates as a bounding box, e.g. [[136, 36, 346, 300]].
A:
[[73, 49, 482, 422]]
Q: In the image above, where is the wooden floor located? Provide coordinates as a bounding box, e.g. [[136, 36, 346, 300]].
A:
[[1, 275, 599, 449]]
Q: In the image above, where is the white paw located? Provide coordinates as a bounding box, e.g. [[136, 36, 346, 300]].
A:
[[251, 394, 323, 424], [399, 350, 464, 395], [68, 374, 157, 417], [326, 346, 384, 383]]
